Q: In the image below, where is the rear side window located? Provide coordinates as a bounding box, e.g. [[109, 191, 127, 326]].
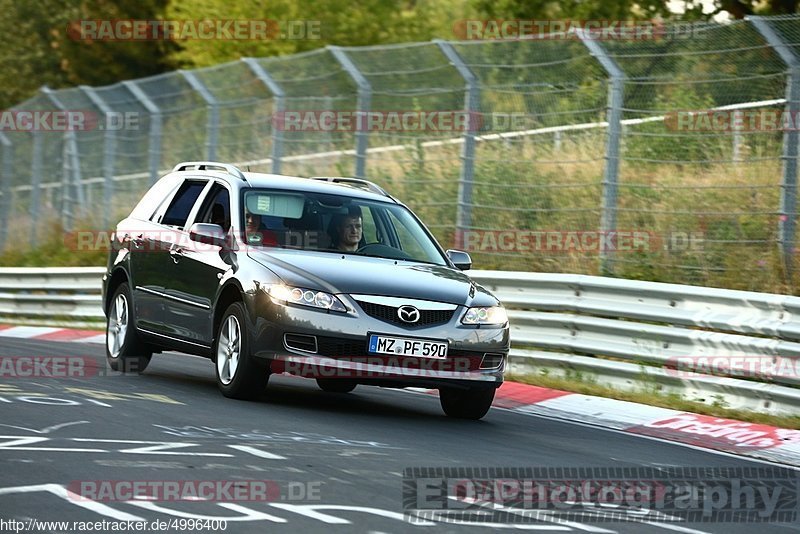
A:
[[129, 176, 180, 221], [161, 181, 206, 227]]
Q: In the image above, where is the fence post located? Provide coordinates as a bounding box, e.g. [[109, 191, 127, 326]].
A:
[[42, 86, 85, 232], [576, 30, 624, 275], [0, 133, 11, 252], [29, 129, 42, 246], [242, 58, 285, 174], [329, 46, 371, 179], [123, 81, 162, 185], [180, 70, 219, 161], [750, 16, 799, 280], [80, 86, 117, 228], [435, 40, 479, 249]]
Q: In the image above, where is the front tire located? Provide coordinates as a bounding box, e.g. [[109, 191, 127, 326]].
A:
[[106, 282, 151, 373], [215, 302, 269, 400], [316, 378, 357, 393], [439, 387, 496, 420]]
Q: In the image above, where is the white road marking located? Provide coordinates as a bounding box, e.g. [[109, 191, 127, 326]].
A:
[[84, 399, 113, 407], [0, 435, 105, 453], [227, 444, 286, 460], [268, 503, 437, 526], [0, 484, 144, 521], [0, 421, 89, 434], [127, 501, 286, 522], [448, 497, 615, 532], [72, 438, 234, 457]]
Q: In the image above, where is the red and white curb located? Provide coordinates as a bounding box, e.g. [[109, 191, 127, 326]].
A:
[[484, 382, 800, 467], [3, 324, 800, 467], [0, 325, 106, 344]]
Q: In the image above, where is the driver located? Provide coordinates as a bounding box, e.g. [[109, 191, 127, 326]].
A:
[[330, 206, 363, 252]]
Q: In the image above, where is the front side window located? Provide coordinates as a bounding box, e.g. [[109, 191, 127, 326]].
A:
[[196, 184, 231, 232], [241, 189, 446, 265]]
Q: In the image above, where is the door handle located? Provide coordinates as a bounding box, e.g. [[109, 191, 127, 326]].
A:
[[131, 234, 144, 249], [169, 247, 184, 263]]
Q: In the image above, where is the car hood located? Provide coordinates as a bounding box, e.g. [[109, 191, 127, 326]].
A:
[[247, 249, 496, 306]]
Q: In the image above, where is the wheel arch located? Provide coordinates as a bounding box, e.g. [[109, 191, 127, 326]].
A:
[[213, 282, 246, 346], [105, 267, 130, 315]]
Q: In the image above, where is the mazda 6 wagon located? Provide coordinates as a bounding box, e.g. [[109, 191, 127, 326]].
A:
[[102, 161, 509, 419]]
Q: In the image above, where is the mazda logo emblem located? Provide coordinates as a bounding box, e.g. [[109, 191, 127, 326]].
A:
[[397, 305, 420, 323]]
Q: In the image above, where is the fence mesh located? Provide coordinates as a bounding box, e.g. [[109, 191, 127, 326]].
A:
[[3, 15, 800, 293]]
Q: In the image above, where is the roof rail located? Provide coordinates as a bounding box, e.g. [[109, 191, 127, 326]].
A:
[[173, 161, 247, 181], [310, 176, 390, 197]]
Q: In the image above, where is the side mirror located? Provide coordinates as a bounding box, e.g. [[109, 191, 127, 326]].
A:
[[189, 223, 227, 248], [446, 249, 472, 271]]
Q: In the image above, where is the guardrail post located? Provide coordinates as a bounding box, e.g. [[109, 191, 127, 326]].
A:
[[750, 16, 799, 281], [180, 70, 219, 161], [123, 81, 162, 185], [242, 58, 285, 174], [577, 31, 625, 275], [42, 86, 85, 232], [29, 130, 43, 247], [329, 46, 371, 179], [80, 86, 116, 228], [435, 40, 478, 249], [0, 133, 12, 252]]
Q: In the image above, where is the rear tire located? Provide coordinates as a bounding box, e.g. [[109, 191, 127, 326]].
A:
[[316, 378, 357, 393], [439, 387, 495, 420], [215, 302, 269, 400], [106, 282, 152, 374]]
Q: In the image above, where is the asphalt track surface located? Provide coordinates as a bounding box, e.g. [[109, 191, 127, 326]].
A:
[[0, 337, 798, 534]]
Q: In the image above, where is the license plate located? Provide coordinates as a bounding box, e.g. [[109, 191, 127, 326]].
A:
[[368, 334, 448, 359]]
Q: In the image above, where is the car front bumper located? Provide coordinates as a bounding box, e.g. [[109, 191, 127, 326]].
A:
[[247, 291, 509, 388]]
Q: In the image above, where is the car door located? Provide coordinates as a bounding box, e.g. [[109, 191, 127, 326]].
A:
[[136, 178, 208, 337], [162, 182, 232, 345], [125, 175, 182, 333]]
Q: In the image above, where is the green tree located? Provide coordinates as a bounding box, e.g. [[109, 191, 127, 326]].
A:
[[474, 0, 799, 20], [0, 0, 175, 110], [473, 0, 671, 20], [165, 0, 476, 68]]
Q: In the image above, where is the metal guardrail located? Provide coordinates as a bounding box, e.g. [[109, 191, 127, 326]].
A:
[[469, 271, 800, 415], [1, 267, 799, 415], [0, 267, 105, 321]]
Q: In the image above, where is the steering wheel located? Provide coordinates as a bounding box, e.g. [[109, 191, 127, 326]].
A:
[[356, 243, 413, 260], [355, 243, 384, 254]]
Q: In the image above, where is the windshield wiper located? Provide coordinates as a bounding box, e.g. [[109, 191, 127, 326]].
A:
[[353, 252, 440, 265]]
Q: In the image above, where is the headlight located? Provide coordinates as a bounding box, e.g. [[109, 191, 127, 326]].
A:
[[462, 306, 508, 325], [267, 284, 347, 312]]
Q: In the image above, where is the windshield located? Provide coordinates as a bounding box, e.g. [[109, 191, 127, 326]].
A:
[[240, 189, 447, 265]]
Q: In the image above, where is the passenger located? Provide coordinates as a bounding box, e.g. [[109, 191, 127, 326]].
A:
[[244, 210, 277, 246]]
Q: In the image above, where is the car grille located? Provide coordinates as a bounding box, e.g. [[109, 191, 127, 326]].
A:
[[316, 337, 366, 358], [355, 300, 455, 327]]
